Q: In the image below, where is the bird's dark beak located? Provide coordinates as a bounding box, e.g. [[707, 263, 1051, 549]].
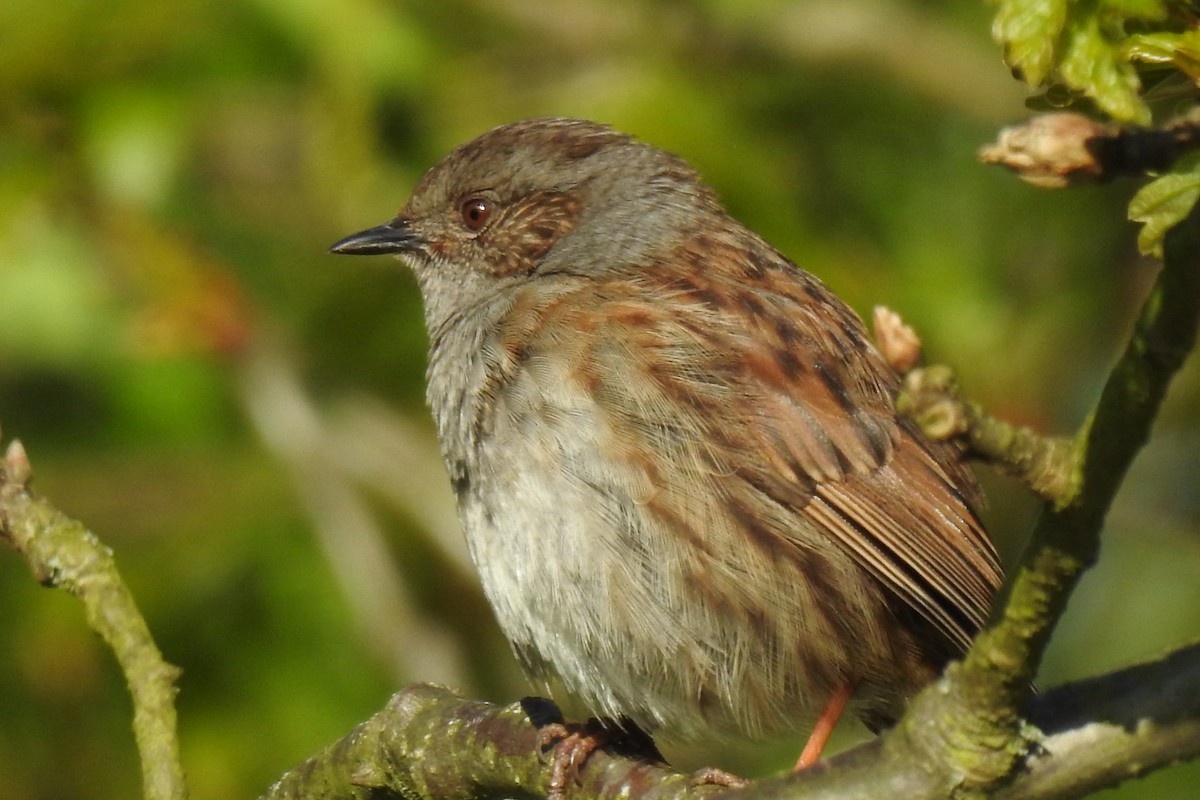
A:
[[328, 218, 423, 256]]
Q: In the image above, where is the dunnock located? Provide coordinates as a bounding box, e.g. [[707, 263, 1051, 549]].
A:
[[330, 118, 1002, 770]]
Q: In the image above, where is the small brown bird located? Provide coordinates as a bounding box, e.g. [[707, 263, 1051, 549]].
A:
[[330, 118, 1002, 770]]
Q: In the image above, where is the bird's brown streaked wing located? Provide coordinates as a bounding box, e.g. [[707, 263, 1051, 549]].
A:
[[635, 235, 1004, 651], [512, 241, 1002, 652]]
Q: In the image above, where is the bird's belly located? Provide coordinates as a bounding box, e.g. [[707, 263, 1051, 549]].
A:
[[456, 442, 905, 740]]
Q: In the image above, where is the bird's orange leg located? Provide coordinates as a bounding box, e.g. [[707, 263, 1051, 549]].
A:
[[794, 682, 854, 771]]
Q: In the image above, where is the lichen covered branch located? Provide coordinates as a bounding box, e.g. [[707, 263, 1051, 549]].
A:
[[0, 436, 187, 800]]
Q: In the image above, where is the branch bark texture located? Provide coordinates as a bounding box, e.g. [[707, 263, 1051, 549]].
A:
[[262, 646, 1200, 800], [0, 438, 188, 800]]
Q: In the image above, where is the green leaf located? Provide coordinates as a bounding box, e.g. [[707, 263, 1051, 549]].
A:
[[993, 0, 1071, 86], [1126, 30, 1200, 79], [1099, 0, 1168, 18], [1125, 32, 1182, 64], [1129, 154, 1200, 256], [1058, 14, 1150, 123]]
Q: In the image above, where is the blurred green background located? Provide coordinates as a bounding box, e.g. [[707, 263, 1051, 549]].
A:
[[2, 1, 1198, 798]]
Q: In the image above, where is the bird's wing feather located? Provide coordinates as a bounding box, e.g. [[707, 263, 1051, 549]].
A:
[[552, 231, 1002, 652]]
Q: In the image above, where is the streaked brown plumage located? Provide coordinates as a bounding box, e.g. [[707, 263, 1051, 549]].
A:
[[331, 118, 1002, 764]]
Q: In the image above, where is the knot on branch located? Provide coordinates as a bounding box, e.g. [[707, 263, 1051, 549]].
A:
[[893, 662, 1031, 794], [896, 364, 1075, 504], [898, 365, 969, 441]]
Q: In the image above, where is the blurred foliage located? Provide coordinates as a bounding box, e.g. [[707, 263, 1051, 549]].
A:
[[1, 1, 1199, 799]]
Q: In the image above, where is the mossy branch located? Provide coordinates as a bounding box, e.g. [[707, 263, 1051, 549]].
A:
[[261, 644, 1200, 800], [889, 202, 1200, 794], [896, 365, 1075, 503], [0, 436, 187, 800]]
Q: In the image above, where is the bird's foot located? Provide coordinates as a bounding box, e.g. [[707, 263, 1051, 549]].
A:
[[522, 698, 666, 800], [536, 720, 610, 800]]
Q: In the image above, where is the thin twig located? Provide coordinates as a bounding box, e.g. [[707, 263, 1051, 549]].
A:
[[897, 364, 1076, 503], [0, 436, 188, 800]]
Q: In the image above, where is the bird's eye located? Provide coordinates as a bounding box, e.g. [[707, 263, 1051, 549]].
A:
[[459, 196, 493, 231]]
